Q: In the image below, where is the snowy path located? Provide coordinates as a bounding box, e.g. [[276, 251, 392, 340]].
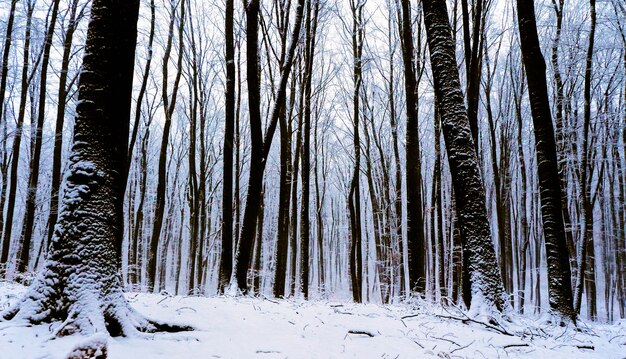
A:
[[1, 282, 624, 358]]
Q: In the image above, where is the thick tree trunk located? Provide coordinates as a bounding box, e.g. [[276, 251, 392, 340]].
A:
[[516, 0, 576, 321], [1, 0, 190, 336], [422, 0, 507, 313]]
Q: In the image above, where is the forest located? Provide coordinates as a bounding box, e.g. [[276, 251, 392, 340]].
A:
[[0, 0, 625, 353]]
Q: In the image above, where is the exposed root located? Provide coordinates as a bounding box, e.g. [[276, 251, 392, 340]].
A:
[[1, 291, 193, 339]]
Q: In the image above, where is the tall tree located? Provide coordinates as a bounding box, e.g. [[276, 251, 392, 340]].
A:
[[398, 0, 426, 295], [515, 0, 576, 322], [1, 0, 35, 268], [146, 0, 186, 291], [234, 0, 305, 294], [219, 0, 236, 293], [574, 0, 597, 317], [347, 0, 364, 303], [273, 0, 296, 298], [421, 0, 507, 313], [17, 0, 61, 274], [0, 0, 19, 246], [1, 0, 190, 336]]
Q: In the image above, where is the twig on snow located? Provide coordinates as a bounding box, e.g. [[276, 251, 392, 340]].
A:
[[435, 314, 513, 336], [503, 343, 529, 349], [347, 329, 378, 337], [449, 340, 475, 353], [576, 345, 594, 350]]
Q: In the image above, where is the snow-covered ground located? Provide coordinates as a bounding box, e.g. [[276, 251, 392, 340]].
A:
[[1, 282, 624, 358]]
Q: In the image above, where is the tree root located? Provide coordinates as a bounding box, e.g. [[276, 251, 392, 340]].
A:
[[1, 293, 193, 338]]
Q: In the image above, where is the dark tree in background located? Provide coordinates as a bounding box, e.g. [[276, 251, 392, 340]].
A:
[[219, 0, 236, 293], [398, 0, 426, 295], [1, 0, 190, 336]]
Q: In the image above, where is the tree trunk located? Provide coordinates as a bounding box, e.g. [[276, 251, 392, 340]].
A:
[[397, 0, 426, 295], [422, 0, 507, 313], [1, 2, 35, 268], [348, 0, 364, 303], [147, 0, 185, 292], [17, 0, 61, 274], [235, 0, 305, 294], [574, 0, 596, 318], [219, 0, 236, 294], [0, 0, 18, 248], [1, 0, 190, 336]]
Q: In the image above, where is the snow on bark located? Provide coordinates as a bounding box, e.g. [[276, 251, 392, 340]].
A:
[[421, 0, 509, 314], [0, 0, 190, 337]]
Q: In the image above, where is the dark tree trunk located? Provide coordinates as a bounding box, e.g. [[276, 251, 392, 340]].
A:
[[235, 0, 305, 294], [348, 0, 364, 303], [515, 0, 576, 322], [1, 2, 34, 268], [574, 0, 597, 318], [219, 0, 236, 293], [147, 0, 185, 292], [0, 0, 18, 248], [422, 0, 507, 313], [398, 0, 426, 295], [1, 0, 190, 336], [17, 0, 61, 274], [299, 0, 319, 300]]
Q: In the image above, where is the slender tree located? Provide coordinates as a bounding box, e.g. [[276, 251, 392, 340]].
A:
[[398, 0, 426, 295], [575, 0, 597, 317], [146, 0, 186, 291], [235, 0, 305, 294], [1, 0, 35, 268], [17, 0, 61, 274], [219, 0, 236, 293]]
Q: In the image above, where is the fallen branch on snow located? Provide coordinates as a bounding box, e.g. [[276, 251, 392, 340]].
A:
[[347, 330, 378, 337]]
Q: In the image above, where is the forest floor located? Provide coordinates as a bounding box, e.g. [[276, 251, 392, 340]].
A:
[[0, 281, 624, 358]]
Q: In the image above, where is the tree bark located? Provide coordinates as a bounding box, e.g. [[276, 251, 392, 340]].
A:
[[1, 0, 190, 336], [422, 0, 507, 313]]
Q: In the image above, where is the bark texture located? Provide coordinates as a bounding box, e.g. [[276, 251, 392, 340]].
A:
[[1, 0, 190, 336], [421, 0, 508, 313]]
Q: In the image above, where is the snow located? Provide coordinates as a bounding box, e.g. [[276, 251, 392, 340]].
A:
[[1, 282, 625, 358]]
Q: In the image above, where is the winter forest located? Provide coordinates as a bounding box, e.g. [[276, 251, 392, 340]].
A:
[[0, 0, 625, 357]]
